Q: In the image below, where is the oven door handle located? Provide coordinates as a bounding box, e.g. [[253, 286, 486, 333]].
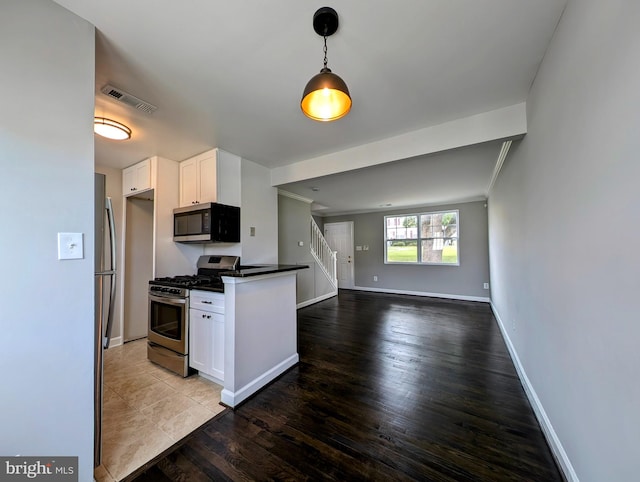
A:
[[149, 294, 188, 306]]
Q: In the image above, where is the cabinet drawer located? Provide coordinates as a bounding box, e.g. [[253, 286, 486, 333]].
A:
[[190, 290, 224, 313]]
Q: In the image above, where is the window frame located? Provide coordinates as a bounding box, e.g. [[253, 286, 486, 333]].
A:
[[384, 209, 460, 266]]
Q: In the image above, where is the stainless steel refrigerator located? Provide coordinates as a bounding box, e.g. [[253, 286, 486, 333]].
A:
[[94, 173, 117, 468]]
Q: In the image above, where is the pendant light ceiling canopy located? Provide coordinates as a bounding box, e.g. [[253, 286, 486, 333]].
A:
[[94, 117, 131, 140], [301, 7, 352, 122]]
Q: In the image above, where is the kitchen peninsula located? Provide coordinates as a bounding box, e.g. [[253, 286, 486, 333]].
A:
[[220, 264, 307, 408]]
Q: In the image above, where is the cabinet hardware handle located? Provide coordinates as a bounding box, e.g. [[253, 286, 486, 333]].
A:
[[202, 300, 212, 304]]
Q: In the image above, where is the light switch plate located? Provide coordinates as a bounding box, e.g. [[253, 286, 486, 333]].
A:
[[58, 232, 84, 260]]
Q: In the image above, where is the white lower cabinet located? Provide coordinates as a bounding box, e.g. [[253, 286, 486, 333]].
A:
[[189, 291, 224, 382]]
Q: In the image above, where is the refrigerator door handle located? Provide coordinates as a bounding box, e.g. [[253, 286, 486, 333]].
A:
[[103, 197, 117, 349]]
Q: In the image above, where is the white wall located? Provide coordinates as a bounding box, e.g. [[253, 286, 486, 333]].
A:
[[204, 157, 278, 263], [240, 158, 278, 264], [124, 198, 154, 341], [221, 272, 298, 407], [271, 104, 527, 185], [488, 1, 640, 480], [0, 1, 95, 480], [154, 157, 203, 276], [203, 152, 242, 260]]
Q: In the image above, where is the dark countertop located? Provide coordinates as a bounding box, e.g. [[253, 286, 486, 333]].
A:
[[220, 264, 308, 278]]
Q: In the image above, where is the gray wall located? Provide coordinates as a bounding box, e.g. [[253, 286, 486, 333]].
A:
[[324, 200, 490, 299], [312, 215, 324, 233], [488, 0, 640, 480], [0, 1, 95, 480], [278, 194, 315, 303]]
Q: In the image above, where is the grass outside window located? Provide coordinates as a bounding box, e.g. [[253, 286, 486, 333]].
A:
[[384, 210, 459, 265]]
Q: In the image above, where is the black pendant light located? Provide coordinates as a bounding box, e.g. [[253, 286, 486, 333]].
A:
[[301, 7, 352, 122]]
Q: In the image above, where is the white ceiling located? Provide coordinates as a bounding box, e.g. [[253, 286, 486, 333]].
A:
[[279, 140, 504, 216], [53, 0, 566, 214]]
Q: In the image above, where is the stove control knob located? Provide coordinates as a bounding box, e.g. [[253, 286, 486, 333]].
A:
[[170, 288, 180, 295]]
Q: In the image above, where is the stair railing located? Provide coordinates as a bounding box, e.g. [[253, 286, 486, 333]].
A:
[[310, 217, 338, 291]]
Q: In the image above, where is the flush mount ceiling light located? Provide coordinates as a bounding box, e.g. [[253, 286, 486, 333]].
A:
[[301, 7, 352, 122], [94, 117, 131, 140]]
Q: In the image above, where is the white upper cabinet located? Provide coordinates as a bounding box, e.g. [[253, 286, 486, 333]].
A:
[[122, 158, 152, 196], [179, 157, 199, 205], [179, 148, 241, 207], [179, 151, 217, 207]]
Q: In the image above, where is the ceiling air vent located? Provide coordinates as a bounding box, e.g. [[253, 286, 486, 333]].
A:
[[100, 84, 157, 114]]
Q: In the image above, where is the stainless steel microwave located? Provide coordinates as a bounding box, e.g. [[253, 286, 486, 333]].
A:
[[173, 202, 240, 243]]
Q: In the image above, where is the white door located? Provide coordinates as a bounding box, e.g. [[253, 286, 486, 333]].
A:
[[324, 222, 354, 289]]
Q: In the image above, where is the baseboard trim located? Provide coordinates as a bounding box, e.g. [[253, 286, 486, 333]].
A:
[[108, 336, 123, 348], [351, 286, 491, 303], [198, 371, 223, 386], [297, 291, 338, 309], [221, 353, 299, 408], [490, 302, 578, 482]]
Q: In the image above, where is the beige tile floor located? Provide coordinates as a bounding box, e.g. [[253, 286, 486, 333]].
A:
[[94, 338, 224, 481]]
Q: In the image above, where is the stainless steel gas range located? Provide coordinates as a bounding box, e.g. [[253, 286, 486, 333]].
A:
[[147, 255, 239, 377]]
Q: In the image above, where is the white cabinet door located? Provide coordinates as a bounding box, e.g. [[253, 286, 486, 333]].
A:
[[189, 290, 224, 381], [123, 158, 152, 196], [134, 160, 151, 191], [198, 155, 217, 203], [122, 165, 136, 195], [179, 151, 217, 207], [179, 158, 198, 206], [210, 313, 225, 380], [189, 308, 212, 372]]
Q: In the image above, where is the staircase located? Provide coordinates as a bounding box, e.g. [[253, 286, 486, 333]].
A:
[[310, 217, 338, 293]]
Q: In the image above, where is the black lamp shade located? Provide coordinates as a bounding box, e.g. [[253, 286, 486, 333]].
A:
[[301, 68, 352, 122]]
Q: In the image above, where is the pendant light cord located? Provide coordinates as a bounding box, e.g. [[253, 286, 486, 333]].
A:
[[323, 36, 328, 69]]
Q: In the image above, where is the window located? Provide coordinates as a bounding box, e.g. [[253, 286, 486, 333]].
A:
[[384, 210, 459, 265]]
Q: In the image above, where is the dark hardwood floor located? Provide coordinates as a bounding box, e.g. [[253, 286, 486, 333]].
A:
[[129, 290, 563, 481]]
